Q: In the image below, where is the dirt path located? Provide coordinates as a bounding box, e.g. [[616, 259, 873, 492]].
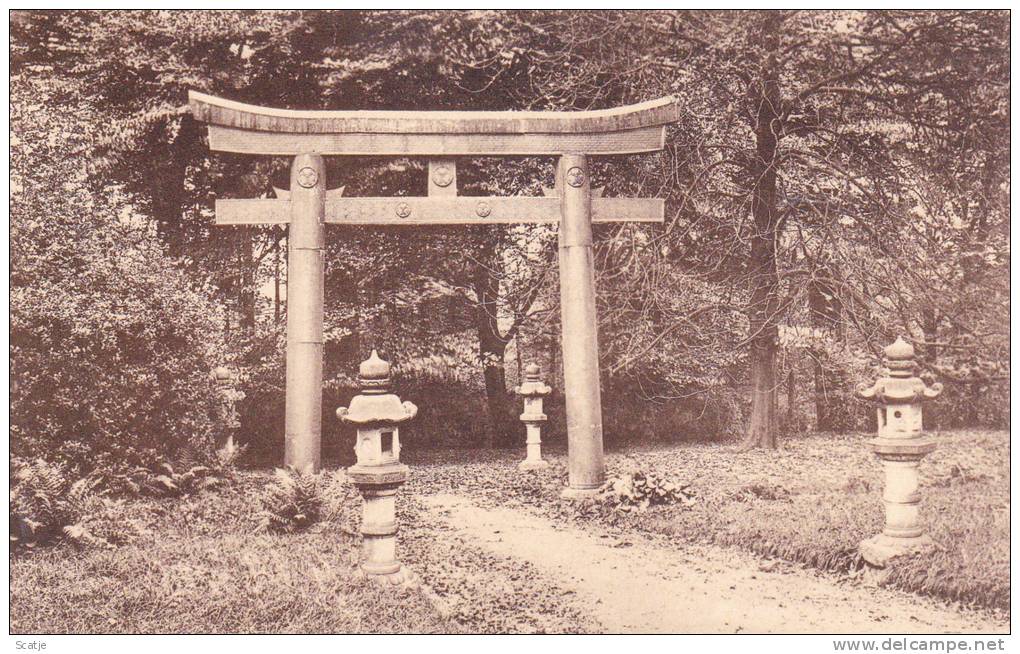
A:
[[424, 493, 1007, 634]]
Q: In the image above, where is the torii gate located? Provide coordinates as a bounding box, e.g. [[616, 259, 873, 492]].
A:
[[189, 90, 678, 495]]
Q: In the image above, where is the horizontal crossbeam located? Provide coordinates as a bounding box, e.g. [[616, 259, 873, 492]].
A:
[[205, 124, 666, 156], [190, 91, 679, 135], [213, 197, 664, 226]]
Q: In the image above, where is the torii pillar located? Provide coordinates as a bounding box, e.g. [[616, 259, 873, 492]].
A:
[[188, 91, 679, 488], [285, 154, 325, 471], [557, 154, 603, 494]]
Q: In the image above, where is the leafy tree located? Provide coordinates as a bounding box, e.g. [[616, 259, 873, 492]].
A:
[[509, 10, 1009, 445], [10, 53, 226, 470]]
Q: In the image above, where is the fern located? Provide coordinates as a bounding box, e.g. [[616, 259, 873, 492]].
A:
[[256, 467, 345, 534], [10, 459, 137, 549], [97, 458, 229, 498]]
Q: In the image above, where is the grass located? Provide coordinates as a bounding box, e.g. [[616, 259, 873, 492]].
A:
[[10, 467, 597, 634], [10, 475, 458, 634], [401, 429, 1010, 614], [10, 429, 1008, 633]]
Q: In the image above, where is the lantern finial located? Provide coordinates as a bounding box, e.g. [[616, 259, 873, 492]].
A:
[[884, 336, 915, 361], [359, 350, 391, 391]]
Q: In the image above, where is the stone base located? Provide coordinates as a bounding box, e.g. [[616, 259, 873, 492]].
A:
[[357, 564, 418, 589], [560, 486, 600, 500], [860, 533, 934, 568], [518, 459, 549, 471]]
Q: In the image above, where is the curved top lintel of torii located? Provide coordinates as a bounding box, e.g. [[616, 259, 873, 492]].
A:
[[188, 90, 680, 136], [187, 90, 680, 156]]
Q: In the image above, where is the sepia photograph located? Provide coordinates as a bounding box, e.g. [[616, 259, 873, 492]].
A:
[[8, 8, 1011, 643]]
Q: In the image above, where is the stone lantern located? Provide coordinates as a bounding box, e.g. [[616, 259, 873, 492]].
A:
[[856, 336, 943, 567], [515, 364, 552, 471], [336, 350, 418, 585], [212, 365, 243, 454]]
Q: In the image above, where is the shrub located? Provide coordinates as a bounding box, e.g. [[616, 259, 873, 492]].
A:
[[234, 327, 287, 464], [10, 236, 227, 472], [256, 467, 346, 534], [930, 379, 1009, 430], [602, 384, 747, 444], [10, 459, 139, 549], [598, 470, 696, 512], [10, 69, 226, 477]]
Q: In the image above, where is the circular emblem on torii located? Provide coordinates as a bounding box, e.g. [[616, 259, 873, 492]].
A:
[[566, 166, 586, 188], [297, 166, 319, 188], [432, 163, 454, 188], [395, 202, 412, 218]]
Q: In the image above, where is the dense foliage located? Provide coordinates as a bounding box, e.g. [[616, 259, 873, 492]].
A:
[[9, 11, 1009, 468], [10, 50, 226, 472]]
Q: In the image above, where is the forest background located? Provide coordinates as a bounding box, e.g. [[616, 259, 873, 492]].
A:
[[10, 10, 1009, 472]]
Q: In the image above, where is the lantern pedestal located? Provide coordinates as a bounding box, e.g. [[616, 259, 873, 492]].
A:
[[860, 533, 935, 568], [212, 366, 243, 455], [861, 438, 936, 567], [518, 423, 550, 471], [349, 465, 414, 585], [560, 486, 600, 500]]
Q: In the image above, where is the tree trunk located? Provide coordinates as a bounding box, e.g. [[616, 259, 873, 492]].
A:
[[786, 363, 795, 430], [274, 230, 281, 325], [743, 17, 783, 450], [813, 354, 833, 431], [474, 242, 514, 448], [515, 333, 523, 385], [150, 156, 185, 256], [480, 337, 512, 447], [149, 117, 198, 258], [921, 309, 939, 430], [747, 340, 779, 448], [238, 226, 256, 335]]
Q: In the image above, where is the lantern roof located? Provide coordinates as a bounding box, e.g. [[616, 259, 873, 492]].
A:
[[516, 364, 551, 397], [884, 337, 915, 361], [337, 351, 417, 425], [337, 393, 417, 426]]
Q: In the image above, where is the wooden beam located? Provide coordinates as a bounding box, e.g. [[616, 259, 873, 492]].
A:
[[189, 90, 680, 135], [206, 124, 667, 156], [215, 197, 665, 226], [325, 197, 557, 225], [323, 197, 662, 225]]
